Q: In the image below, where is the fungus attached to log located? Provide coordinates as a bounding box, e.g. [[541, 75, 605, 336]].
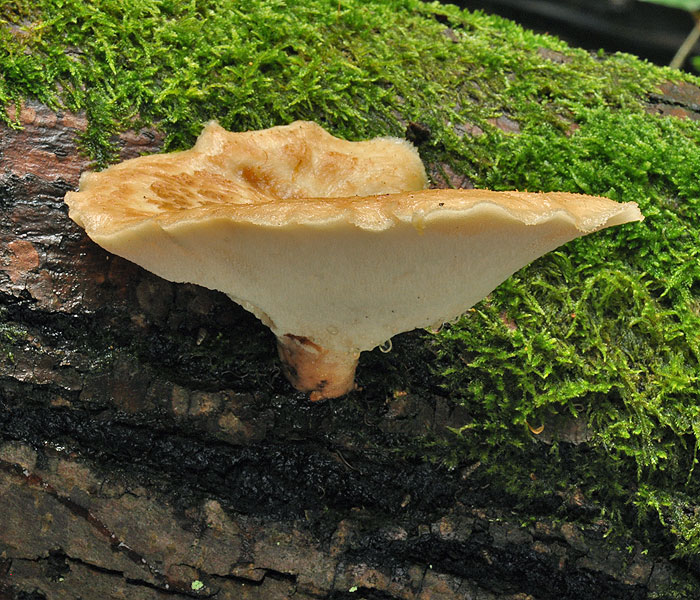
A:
[[65, 121, 643, 400]]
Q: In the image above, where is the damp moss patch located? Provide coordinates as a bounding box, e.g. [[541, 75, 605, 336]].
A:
[[2, 0, 700, 568], [0, 0, 678, 163], [431, 108, 700, 562]]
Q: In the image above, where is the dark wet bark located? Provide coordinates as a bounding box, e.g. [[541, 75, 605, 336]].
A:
[[0, 100, 696, 599]]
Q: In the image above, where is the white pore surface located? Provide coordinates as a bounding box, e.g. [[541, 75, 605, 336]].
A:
[[94, 202, 610, 353]]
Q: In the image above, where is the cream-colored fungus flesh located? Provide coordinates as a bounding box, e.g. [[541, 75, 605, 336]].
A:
[[65, 121, 643, 400]]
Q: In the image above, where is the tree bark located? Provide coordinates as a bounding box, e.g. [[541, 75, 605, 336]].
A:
[[0, 99, 696, 600]]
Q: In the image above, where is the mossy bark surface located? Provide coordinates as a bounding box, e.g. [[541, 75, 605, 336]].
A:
[[2, 1, 700, 598]]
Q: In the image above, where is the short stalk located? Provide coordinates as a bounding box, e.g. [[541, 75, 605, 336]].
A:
[[276, 334, 358, 401]]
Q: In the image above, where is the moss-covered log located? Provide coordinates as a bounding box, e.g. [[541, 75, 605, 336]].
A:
[[2, 1, 700, 598]]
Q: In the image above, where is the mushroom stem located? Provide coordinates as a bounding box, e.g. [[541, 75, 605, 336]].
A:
[[276, 334, 358, 401]]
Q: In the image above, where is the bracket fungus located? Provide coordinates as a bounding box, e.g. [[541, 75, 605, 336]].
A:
[[65, 121, 643, 400]]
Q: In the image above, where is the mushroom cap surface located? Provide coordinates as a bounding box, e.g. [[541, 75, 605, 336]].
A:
[[68, 120, 428, 234], [65, 120, 643, 397]]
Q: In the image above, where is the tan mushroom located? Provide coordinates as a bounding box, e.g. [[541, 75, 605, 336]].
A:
[[65, 121, 643, 400]]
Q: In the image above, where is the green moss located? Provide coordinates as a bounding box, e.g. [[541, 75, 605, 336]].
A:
[[3, 0, 700, 567], [431, 84, 700, 560], [0, 0, 672, 162]]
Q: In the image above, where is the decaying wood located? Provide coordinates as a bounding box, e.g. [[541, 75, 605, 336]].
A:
[[0, 100, 696, 599]]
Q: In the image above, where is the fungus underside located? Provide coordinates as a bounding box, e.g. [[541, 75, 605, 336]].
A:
[[2, 0, 700, 568]]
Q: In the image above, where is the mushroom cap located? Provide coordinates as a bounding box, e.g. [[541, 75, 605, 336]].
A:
[[68, 120, 428, 234], [65, 120, 643, 397]]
